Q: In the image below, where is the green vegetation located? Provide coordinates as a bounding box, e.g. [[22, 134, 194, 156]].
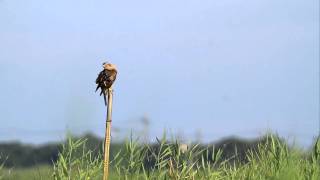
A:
[[52, 134, 319, 180], [0, 165, 52, 180], [1, 135, 319, 179]]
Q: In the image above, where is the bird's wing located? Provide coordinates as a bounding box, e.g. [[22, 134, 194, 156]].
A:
[[95, 72, 102, 91], [96, 71, 105, 83], [95, 70, 107, 92]]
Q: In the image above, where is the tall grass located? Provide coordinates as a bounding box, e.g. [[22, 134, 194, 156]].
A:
[[52, 138, 103, 180], [0, 154, 4, 179], [51, 134, 320, 180]]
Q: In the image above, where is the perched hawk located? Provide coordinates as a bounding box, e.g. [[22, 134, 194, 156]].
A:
[[95, 62, 117, 105]]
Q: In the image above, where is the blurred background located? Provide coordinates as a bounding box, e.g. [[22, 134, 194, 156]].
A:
[[0, 0, 319, 161]]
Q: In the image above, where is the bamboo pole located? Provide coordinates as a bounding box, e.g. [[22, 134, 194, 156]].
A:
[[103, 88, 113, 180]]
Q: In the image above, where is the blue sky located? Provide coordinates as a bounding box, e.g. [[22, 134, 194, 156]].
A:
[[0, 0, 319, 147]]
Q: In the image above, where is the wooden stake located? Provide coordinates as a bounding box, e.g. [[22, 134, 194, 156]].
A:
[[103, 88, 113, 180]]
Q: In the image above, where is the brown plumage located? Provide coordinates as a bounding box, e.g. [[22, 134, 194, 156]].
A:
[[95, 62, 117, 106]]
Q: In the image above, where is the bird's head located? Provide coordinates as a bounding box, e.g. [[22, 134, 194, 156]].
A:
[[103, 62, 117, 71]]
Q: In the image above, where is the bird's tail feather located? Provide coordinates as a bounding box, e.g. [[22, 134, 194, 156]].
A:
[[103, 90, 108, 106], [95, 85, 100, 92]]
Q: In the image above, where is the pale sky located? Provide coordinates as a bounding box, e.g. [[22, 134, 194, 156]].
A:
[[0, 0, 319, 147]]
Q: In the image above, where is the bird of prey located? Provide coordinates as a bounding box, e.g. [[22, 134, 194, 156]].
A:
[[95, 62, 117, 106]]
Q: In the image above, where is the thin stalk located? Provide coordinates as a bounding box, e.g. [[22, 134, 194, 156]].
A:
[[103, 88, 113, 180]]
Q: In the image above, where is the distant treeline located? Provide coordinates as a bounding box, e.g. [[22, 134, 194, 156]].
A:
[[0, 133, 307, 168]]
